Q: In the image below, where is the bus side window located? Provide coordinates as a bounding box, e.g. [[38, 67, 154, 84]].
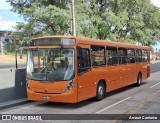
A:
[[106, 47, 118, 66], [118, 48, 127, 64], [142, 50, 148, 62], [78, 47, 91, 74], [91, 45, 105, 67], [128, 49, 136, 63], [136, 49, 142, 62]]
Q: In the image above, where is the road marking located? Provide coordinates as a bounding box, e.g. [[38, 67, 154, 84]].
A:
[[149, 82, 160, 88], [95, 97, 131, 114], [153, 90, 160, 96], [109, 89, 160, 123]]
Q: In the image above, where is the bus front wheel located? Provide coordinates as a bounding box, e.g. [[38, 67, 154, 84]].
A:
[[96, 82, 105, 101]]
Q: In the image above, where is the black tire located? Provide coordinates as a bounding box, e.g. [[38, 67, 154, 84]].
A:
[[96, 82, 105, 101], [136, 73, 142, 87]]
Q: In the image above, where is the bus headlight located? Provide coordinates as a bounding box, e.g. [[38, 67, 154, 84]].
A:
[[26, 82, 30, 90], [66, 80, 74, 92]]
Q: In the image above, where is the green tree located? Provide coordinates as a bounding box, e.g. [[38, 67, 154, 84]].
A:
[[9, 0, 70, 38], [8, 0, 160, 47]]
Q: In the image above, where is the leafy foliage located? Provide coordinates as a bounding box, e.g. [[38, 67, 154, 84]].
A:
[[8, 0, 160, 46]]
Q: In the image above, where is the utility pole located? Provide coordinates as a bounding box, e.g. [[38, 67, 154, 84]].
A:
[[0, 33, 4, 55], [14, 36, 18, 69], [0, 40, 4, 55], [70, 0, 76, 37]]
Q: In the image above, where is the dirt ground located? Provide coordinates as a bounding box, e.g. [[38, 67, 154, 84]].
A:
[[0, 54, 26, 64]]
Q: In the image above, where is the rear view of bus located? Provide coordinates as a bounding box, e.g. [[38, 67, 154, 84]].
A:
[[26, 36, 77, 103]]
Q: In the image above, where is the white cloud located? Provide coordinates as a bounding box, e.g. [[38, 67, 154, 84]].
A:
[[151, 0, 160, 7], [0, 15, 3, 20], [0, 0, 12, 10], [0, 20, 16, 30], [0, 13, 16, 30]]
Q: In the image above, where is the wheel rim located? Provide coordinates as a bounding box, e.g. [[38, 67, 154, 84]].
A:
[[98, 85, 104, 97]]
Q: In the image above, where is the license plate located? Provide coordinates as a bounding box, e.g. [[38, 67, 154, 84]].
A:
[[43, 96, 51, 100]]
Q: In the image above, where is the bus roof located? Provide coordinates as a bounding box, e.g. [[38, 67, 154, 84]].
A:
[[76, 37, 150, 50], [30, 36, 150, 50], [30, 35, 75, 41]]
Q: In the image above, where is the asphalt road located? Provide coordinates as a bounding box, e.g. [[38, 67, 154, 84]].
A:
[[0, 69, 160, 123]]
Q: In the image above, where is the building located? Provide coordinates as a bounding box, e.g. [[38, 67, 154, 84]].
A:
[[0, 30, 11, 54], [151, 53, 159, 60]]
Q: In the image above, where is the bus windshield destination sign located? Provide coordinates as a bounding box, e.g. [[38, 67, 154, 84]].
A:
[[29, 38, 76, 46]]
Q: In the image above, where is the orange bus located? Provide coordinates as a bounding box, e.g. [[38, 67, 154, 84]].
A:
[[26, 36, 150, 103]]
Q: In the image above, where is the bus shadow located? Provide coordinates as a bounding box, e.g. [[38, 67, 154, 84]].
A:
[[106, 82, 147, 98], [36, 98, 95, 109], [36, 82, 147, 109]]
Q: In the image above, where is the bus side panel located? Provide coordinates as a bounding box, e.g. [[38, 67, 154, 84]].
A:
[[141, 62, 150, 81], [128, 62, 150, 85], [127, 64, 138, 85], [105, 66, 119, 92], [117, 65, 129, 88], [77, 66, 118, 102], [77, 70, 97, 102]]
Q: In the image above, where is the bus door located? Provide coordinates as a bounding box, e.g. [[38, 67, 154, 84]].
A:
[[77, 45, 96, 102]]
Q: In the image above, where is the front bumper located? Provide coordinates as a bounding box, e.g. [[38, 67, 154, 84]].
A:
[[27, 88, 77, 103]]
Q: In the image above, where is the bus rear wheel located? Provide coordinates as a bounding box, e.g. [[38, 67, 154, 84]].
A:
[[96, 82, 105, 101], [136, 73, 142, 86]]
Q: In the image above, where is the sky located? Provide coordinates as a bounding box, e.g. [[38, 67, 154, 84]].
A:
[[0, 0, 160, 50], [0, 0, 23, 31]]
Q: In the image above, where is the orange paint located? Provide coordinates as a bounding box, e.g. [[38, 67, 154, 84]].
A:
[[26, 36, 150, 103]]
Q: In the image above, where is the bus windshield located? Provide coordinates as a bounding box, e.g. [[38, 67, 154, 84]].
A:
[[27, 48, 74, 81]]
